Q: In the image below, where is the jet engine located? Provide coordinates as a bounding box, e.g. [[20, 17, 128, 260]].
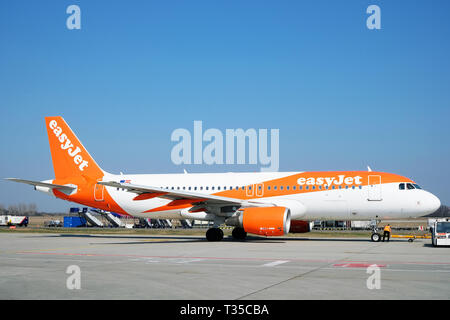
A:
[[225, 206, 291, 236]]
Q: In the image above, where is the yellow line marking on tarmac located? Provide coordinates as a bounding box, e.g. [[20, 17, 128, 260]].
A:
[[139, 239, 185, 242]]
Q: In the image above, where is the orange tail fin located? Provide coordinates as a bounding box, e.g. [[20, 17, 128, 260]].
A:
[[45, 117, 104, 180]]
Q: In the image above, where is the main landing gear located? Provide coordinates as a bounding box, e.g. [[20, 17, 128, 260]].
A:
[[205, 227, 248, 241], [206, 227, 224, 242], [232, 227, 247, 240]]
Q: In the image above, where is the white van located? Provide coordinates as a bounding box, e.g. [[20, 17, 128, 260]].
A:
[[430, 219, 450, 247]]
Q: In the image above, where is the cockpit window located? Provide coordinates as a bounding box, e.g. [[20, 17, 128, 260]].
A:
[[400, 182, 422, 190]]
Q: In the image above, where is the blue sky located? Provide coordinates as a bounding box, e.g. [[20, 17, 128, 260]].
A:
[[0, 0, 449, 212]]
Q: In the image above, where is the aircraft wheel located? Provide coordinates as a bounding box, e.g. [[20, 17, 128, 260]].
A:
[[232, 227, 247, 240], [371, 233, 381, 242], [206, 228, 224, 241]]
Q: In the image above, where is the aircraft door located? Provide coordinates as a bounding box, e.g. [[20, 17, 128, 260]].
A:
[[368, 175, 382, 201], [256, 183, 264, 197], [94, 183, 104, 201]]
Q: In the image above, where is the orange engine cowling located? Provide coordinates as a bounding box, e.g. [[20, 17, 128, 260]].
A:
[[226, 207, 291, 236], [289, 220, 311, 233]]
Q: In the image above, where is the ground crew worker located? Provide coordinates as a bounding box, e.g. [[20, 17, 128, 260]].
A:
[[383, 224, 391, 242]]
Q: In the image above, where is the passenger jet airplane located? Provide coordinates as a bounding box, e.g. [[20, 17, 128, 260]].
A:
[[6, 117, 441, 241]]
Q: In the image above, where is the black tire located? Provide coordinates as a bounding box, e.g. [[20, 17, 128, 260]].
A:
[[371, 233, 381, 242], [206, 228, 224, 242], [232, 227, 247, 240]]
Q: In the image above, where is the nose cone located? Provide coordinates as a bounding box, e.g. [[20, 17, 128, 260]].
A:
[[426, 193, 441, 215]]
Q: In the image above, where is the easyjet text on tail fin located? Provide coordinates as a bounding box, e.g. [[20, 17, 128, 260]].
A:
[[45, 117, 104, 180]]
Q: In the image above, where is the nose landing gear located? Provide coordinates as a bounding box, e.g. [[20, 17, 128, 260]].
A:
[[370, 219, 382, 242], [371, 232, 381, 242]]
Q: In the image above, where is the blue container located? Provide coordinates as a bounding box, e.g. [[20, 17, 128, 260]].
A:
[[64, 216, 87, 228]]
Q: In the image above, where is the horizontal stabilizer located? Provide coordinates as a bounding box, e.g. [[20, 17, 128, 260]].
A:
[[5, 178, 77, 194]]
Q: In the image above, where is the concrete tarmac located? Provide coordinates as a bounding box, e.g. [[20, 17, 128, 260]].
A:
[[0, 232, 449, 299]]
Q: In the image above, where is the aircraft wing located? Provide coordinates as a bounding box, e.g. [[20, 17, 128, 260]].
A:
[[5, 178, 77, 193], [98, 181, 272, 208]]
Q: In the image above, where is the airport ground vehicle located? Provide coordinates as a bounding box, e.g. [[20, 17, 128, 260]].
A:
[[5, 116, 441, 241], [0, 215, 28, 227], [430, 219, 450, 247], [44, 219, 63, 227]]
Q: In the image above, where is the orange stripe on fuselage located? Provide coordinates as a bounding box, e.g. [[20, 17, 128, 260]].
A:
[[214, 171, 413, 199]]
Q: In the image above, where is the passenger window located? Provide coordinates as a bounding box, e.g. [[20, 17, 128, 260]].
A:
[[268, 186, 271, 190], [399, 183, 405, 190], [280, 186, 283, 190]]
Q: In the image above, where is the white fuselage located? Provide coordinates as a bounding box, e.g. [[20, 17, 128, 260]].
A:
[[100, 171, 440, 221]]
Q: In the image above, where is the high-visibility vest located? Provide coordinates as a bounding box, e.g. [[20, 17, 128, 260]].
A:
[[384, 225, 391, 232]]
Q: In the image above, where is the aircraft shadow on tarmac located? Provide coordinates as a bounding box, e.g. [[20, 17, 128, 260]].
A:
[[24, 233, 374, 244], [38, 234, 285, 244]]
